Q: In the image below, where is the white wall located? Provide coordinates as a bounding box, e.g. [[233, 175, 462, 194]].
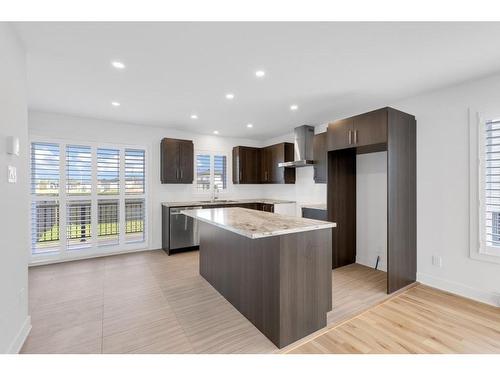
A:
[[391, 73, 500, 306], [29, 111, 266, 252], [0, 24, 30, 353], [356, 152, 387, 272]]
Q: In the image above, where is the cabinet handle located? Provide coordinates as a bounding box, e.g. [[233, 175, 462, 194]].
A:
[[180, 169, 183, 179], [354, 130, 358, 144], [240, 171, 242, 181], [176, 168, 179, 180], [348, 130, 352, 145]]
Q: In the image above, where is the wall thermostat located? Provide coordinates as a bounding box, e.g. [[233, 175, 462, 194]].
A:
[[7, 136, 20, 156]]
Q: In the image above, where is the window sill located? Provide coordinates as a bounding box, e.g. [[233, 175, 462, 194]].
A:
[[470, 250, 500, 264]]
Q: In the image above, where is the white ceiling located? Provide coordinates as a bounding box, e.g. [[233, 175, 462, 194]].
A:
[[12, 22, 500, 139]]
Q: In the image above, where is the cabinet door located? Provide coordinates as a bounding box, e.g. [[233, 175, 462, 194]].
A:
[[178, 141, 194, 183], [233, 147, 260, 184], [160, 139, 180, 183], [243, 147, 260, 184], [353, 109, 387, 147], [327, 118, 354, 151], [313, 132, 327, 183], [260, 147, 271, 183], [268, 144, 281, 183]]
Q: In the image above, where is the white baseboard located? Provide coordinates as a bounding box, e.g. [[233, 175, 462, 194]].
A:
[[7, 315, 31, 354], [417, 272, 500, 307]]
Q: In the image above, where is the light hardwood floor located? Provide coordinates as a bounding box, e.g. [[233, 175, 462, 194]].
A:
[[22, 250, 500, 354], [288, 284, 500, 354]]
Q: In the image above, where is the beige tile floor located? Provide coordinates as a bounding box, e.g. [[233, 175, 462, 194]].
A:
[[22, 250, 389, 354], [23, 250, 277, 354]]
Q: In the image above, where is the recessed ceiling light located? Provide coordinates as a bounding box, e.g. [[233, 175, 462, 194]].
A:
[[111, 61, 126, 69], [111, 101, 121, 107], [255, 70, 266, 78], [225, 93, 235, 100], [290, 104, 299, 111], [213, 130, 219, 135], [190, 114, 198, 119], [247, 123, 253, 128]]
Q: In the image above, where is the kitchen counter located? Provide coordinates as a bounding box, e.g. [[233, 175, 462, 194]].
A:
[[182, 207, 335, 239], [191, 206, 335, 348], [162, 198, 295, 207]]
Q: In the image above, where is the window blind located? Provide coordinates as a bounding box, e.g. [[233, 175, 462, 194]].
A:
[[31, 201, 60, 254], [214, 155, 227, 190], [125, 198, 145, 243], [125, 149, 145, 194], [31, 142, 60, 196], [484, 120, 500, 247], [67, 145, 92, 195], [67, 200, 92, 250], [196, 154, 211, 191], [97, 148, 120, 195], [98, 199, 119, 246]]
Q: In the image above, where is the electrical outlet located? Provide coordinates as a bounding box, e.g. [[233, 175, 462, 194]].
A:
[[8, 165, 17, 183], [432, 255, 443, 268]]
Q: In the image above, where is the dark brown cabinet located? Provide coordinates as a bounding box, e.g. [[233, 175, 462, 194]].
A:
[[233, 142, 295, 184], [327, 118, 354, 151], [327, 107, 416, 294], [261, 143, 295, 184], [160, 138, 194, 184], [232, 146, 261, 184], [328, 108, 388, 153], [313, 132, 327, 183]]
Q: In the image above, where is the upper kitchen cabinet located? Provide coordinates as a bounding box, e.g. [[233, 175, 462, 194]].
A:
[[327, 117, 354, 151], [232, 142, 295, 184], [261, 142, 295, 184], [232, 146, 261, 184], [313, 132, 327, 184], [160, 138, 194, 184], [327, 108, 388, 153]]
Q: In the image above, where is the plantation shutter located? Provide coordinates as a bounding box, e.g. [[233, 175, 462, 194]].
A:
[[196, 154, 211, 191], [484, 120, 500, 248], [125, 149, 145, 194], [214, 155, 227, 190]]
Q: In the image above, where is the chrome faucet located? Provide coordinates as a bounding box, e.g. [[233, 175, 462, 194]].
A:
[[211, 184, 220, 202]]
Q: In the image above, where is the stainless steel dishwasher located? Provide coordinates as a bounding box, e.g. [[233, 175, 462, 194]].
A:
[[169, 206, 202, 250]]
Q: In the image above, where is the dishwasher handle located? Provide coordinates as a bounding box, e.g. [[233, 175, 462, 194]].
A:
[[170, 206, 203, 215]]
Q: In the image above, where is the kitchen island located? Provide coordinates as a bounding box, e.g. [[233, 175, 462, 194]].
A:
[[181, 207, 336, 348]]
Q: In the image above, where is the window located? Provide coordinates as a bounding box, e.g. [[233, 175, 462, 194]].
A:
[[31, 143, 60, 255], [470, 110, 500, 263], [481, 119, 500, 255], [195, 152, 227, 192], [97, 148, 120, 195], [30, 140, 147, 261], [125, 149, 145, 194]]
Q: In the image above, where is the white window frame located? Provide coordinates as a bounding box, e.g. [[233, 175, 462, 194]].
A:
[[29, 135, 150, 265], [469, 108, 500, 264], [193, 150, 229, 196]]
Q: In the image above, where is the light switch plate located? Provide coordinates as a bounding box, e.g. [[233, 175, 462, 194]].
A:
[[8, 165, 17, 183]]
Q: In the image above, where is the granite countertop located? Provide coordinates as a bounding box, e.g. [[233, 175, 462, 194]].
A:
[[181, 207, 335, 239], [162, 198, 295, 208], [301, 203, 327, 210]]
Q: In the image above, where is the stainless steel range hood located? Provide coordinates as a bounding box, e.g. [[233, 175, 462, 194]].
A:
[[278, 125, 315, 168]]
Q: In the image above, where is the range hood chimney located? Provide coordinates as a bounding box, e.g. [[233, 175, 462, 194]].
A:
[[278, 125, 315, 168]]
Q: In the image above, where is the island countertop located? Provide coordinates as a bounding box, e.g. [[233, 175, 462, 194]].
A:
[[181, 207, 335, 239]]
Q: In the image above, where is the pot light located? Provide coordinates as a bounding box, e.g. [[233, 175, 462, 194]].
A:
[[213, 130, 219, 135], [225, 93, 235, 100], [247, 123, 253, 128], [290, 104, 298, 111], [255, 70, 266, 78], [111, 101, 121, 107], [190, 114, 198, 120], [111, 61, 126, 69]]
